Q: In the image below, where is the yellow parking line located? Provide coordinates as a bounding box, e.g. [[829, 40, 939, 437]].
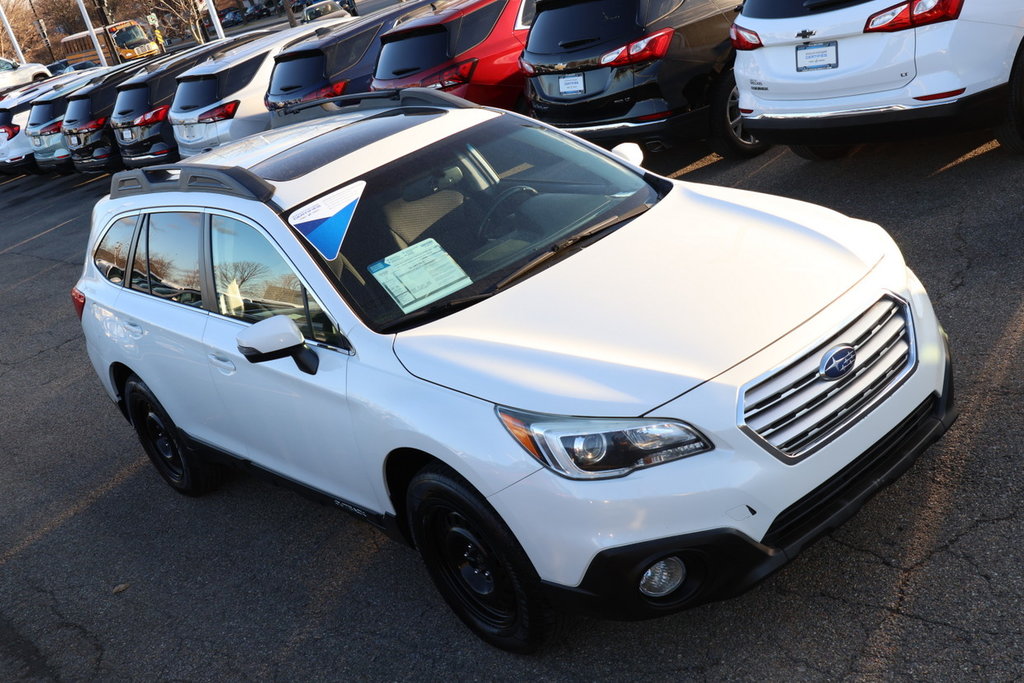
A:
[[72, 174, 109, 188], [0, 218, 75, 256], [0, 457, 148, 569]]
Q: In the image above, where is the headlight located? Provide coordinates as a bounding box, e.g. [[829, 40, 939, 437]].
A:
[[497, 407, 712, 480]]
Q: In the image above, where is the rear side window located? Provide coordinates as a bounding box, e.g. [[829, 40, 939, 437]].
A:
[[174, 77, 219, 112], [130, 212, 204, 307], [527, 0, 643, 54], [449, 0, 507, 54], [376, 28, 449, 79], [222, 54, 266, 94], [741, 0, 877, 19], [210, 215, 340, 345], [325, 24, 380, 75], [269, 53, 326, 96], [94, 216, 137, 284]]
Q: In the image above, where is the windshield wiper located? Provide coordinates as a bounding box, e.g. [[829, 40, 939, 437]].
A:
[[381, 292, 496, 333], [494, 202, 653, 290]]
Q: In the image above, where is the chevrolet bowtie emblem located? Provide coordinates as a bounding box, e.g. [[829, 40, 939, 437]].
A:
[[796, 29, 816, 39]]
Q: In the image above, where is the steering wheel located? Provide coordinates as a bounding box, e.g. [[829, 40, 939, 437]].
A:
[[477, 185, 538, 240]]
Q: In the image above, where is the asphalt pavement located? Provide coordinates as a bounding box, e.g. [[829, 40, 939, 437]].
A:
[[1, 130, 1023, 679]]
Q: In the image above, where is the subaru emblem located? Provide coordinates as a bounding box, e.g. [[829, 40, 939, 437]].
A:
[[819, 345, 856, 381]]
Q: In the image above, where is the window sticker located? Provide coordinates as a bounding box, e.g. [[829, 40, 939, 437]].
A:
[[289, 180, 366, 261], [368, 239, 472, 314]]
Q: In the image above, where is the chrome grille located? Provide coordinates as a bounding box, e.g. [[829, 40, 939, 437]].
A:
[[741, 295, 915, 462]]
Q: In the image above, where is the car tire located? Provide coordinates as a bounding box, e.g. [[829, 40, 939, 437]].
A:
[[124, 375, 223, 496], [407, 464, 555, 653], [708, 69, 770, 160], [789, 144, 854, 161], [32, 73, 47, 82], [995, 44, 1024, 154]]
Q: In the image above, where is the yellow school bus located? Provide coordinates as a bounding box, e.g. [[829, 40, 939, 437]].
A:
[[60, 20, 160, 65]]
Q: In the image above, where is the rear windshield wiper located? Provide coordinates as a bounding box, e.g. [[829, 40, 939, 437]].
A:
[[495, 202, 653, 290]]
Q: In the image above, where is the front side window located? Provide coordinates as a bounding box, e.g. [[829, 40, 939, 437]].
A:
[[0, 59, 13, 71], [129, 212, 203, 307], [94, 215, 137, 284], [211, 215, 341, 345]]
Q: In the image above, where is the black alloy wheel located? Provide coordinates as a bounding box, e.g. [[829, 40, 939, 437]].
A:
[[407, 464, 555, 652]]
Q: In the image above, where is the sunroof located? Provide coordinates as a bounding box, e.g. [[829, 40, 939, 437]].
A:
[[252, 108, 447, 181]]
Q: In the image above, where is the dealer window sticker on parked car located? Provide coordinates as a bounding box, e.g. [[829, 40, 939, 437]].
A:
[[288, 181, 366, 261], [368, 238, 472, 313]]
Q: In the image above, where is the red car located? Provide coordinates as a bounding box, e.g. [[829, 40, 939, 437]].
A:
[[371, 0, 535, 110]]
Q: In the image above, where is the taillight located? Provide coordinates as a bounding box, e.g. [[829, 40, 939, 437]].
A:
[[518, 54, 535, 75], [68, 117, 108, 133], [865, 0, 964, 32], [71, 287, 86, 320], [730, 24, 763, 51], [600, 28, 674, 67], [421, 59, 478, 90], [39, 121, 63, 135], [300, 80, 348, 102], [133, 104, 170, 126], [0, 124, 20, 141], [197, 100, 239, 123]]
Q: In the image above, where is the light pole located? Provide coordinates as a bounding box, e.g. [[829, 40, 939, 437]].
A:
[[73, 0, 108, 66]]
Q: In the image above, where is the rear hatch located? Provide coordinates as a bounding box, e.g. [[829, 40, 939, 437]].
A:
[[26, 98, 67, 153], [171, 54, 263, 145], [522, 0, 646, 121], [111, 84, 154, 140], [737, 0, 916, 101]]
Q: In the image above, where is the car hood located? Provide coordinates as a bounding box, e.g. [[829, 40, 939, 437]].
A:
[[392, 181, 894, 417]]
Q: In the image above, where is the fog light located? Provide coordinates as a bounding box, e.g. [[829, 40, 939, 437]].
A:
[[639, 556, 686, 597]]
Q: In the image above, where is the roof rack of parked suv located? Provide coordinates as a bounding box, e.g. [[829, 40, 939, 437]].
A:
[[282, 87, 478, 116], [110, 164, 276, 204]]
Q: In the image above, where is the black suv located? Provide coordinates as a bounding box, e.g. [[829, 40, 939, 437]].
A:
[[266, 0, 434, 126], [111, 34, 269, 168], [519, 0, 766, 158]]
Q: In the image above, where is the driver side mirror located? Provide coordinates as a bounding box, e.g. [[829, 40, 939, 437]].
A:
[[611, 142, 644, 168], [236, 315, 319, 375]]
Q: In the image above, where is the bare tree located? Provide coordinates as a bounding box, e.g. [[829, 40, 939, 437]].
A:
[[152, 0, 206, 44]]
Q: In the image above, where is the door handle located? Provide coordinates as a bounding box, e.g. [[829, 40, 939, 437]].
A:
[[208, 353, 236, 374]]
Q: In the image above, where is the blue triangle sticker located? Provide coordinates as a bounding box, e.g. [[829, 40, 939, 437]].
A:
[[288, 181, 366, 261]]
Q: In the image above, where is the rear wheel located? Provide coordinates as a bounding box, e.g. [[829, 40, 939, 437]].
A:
[[32, 73, 46, 82], [789, 144, 855, 161], [124, 375, 222, 496], [995, 44, 1024, 154], [708, 69, 770, 160], [407, 464, 555, 652]]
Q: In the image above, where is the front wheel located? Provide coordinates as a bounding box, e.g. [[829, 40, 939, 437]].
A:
[[407, 465, 555, 652], [124, 375, 222, 496], [708, 69, 770, 160]]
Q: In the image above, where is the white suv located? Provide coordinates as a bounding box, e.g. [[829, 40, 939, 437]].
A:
[[76, 89, 955, 652], [168, 20, 351, 157], [732, 0, 1024, 159]]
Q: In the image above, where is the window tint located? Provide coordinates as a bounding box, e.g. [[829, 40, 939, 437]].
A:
[[94, 216, 137, 284], [0, 110, 12, 127], [28, 101, 58, 127], [211, 215, 340, 345], [269, 53, 326, 96], [223, 54, 265, 94], [130, 212, 203, 307], [376, 28, 449, 79], [325, 24, 380, 75], [527, 0, 643, 54], [518, 0, 538, 27], [741, 0, 876, 18], [647, 0, 682, 21], [0, 60, 13, 71], [450, 0, 507, 54], [113, 85, 151, 117], [63, 97, 93, 126], [174, 77, 219, 112]]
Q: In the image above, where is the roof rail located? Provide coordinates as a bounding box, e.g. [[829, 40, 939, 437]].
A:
[[109, 164, 277, 205], [282, 87, 478, 116]]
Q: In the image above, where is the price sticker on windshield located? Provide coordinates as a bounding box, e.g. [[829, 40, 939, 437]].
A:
[[368, 239, 472, 314]]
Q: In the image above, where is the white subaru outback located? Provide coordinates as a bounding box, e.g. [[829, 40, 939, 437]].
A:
[[75, 89, 955, 652], [731, 0, 1024, 159]]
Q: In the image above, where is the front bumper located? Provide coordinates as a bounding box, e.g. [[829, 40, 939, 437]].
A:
[[542, 357, 955, 619], [743, 84, 1007, 145]]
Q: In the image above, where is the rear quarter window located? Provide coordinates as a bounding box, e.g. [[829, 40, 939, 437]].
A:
[[94, 216, 138, 285], [325, 24, 381, 75], [741, 0, 878, 19], [449, 0, 508, 54]]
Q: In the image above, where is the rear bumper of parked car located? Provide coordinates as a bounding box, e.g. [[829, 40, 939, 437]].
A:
[[551, 107, 709, 150], [742, 84, 1008, 145], [0, 153, 38, 174]]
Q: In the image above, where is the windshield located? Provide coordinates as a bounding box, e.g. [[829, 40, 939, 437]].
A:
[[113, 25, 149, 49], [288, 116, 660, 332], [306, 2, 341, 19]]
